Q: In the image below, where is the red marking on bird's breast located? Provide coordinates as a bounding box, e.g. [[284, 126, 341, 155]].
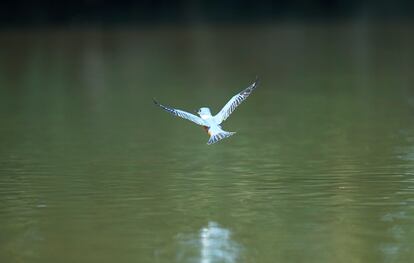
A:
[[203, 126, 210, 135]]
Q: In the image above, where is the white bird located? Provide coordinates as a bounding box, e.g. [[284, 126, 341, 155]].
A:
[[153, 78, 259, 145]]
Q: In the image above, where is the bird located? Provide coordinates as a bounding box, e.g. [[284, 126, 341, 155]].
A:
[[153, 78, 259, 145]]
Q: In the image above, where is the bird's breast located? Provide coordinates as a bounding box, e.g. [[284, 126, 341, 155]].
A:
[[203, 126, 211, 135]]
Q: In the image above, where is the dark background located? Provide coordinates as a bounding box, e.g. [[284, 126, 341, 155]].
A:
[[1, 0, 413, 27]]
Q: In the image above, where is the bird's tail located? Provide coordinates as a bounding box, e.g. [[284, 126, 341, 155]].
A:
[[207, 131, 236, 145]]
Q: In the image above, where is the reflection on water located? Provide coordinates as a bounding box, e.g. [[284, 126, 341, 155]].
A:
[[177, 222, 241, 263]]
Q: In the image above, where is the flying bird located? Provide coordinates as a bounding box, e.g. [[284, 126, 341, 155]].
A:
[[153, 78, 259, 145]]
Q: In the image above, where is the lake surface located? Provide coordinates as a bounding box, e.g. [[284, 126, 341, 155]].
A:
[[1, 23, 414, 263]]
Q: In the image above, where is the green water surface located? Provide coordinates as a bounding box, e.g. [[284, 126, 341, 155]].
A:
[[1, 23, 414, 263]]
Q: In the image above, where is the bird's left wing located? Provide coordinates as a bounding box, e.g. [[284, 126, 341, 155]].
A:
[[214, 78, 259, 124], [153, 99, 205, 126]]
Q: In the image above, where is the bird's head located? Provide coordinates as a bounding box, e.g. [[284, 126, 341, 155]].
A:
[[197, 107, 212, 119]]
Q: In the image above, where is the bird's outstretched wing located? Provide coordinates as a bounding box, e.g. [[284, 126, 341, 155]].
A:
[[214, 78, 259, 124], [153, 99, 205, 126]]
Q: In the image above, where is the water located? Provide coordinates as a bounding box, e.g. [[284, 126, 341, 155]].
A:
[[1, 23, 414, 263]]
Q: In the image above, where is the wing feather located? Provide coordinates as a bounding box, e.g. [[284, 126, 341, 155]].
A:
[[153, 99, 205, 126], [214, 78, 259, 124]]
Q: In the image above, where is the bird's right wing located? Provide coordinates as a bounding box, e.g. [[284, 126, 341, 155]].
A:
[[214, 78, 259, 124], [153, 99, 205, 126]]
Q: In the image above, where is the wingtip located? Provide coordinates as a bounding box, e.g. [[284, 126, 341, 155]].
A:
[[254, 76, 259, 86], [249, 76, 259, 89], [152, 98, 159, 105]]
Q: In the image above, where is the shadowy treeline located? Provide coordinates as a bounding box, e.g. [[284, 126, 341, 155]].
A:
[[1, 0, 413, 27]]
